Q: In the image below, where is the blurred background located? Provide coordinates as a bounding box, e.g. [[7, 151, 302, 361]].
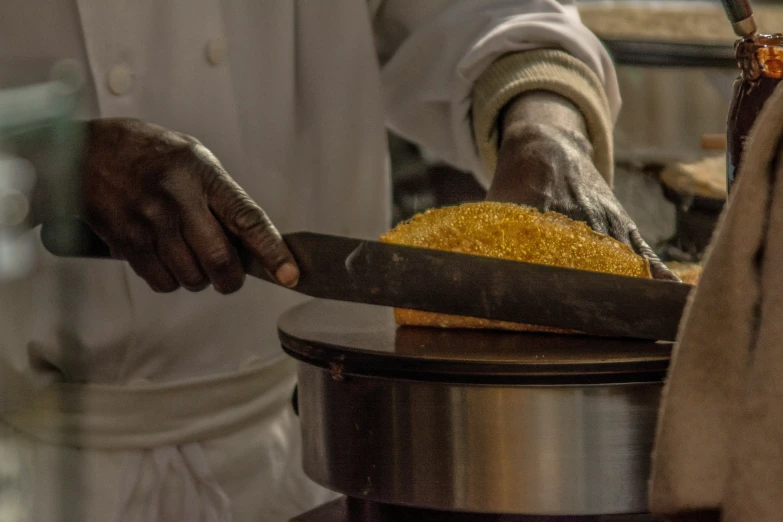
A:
[[389, 0, 783, 264], [3, 1, 776, 277]]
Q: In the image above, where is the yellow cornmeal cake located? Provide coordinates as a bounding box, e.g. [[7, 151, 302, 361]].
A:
[[381, 201, 652, 332], [666, 262, 703, 286]]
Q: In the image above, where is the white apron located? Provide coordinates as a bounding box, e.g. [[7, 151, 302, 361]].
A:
[[0, 1, 618, 520]]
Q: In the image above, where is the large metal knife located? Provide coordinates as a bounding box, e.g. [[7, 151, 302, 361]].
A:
[[40, 220, 692, 341]]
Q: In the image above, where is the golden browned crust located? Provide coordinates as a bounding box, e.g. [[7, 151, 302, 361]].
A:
[[393, 308, 577, 334], [666, 262, 703, 286], [383, 202, 651, 332]]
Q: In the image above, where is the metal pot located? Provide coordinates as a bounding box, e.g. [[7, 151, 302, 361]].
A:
[[279, 300, 670, 516]]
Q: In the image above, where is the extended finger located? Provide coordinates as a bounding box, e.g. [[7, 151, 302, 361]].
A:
[[629, 229, 680, 282], [156, 233, 209, 291], [207, 174, 299, 287], [179, 203, 246, 294], [133, 198, 210, 292]]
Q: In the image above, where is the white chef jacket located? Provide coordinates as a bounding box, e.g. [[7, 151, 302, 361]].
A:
[[0, 1, 619, 521]]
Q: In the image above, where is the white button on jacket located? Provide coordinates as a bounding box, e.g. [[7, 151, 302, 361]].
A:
[[206, 37, 227, 66], [107, 64, 133, 95]]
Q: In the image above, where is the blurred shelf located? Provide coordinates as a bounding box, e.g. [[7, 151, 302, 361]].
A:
[[603, 39, 736, 68]]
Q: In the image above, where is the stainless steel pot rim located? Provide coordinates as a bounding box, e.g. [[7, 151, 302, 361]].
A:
[[283, 348, 666, 388], [278, 300, 671, 386]]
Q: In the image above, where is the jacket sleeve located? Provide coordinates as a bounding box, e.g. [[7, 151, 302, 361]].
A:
[[372, 0, 620, 186]]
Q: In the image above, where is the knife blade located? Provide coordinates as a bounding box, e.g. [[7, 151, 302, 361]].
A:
[[40, 220, 692, 341]]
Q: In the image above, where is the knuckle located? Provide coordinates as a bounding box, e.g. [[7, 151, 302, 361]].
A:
[[171, 145, 206, 171], [227, 199, 271, 233], [255, 231, 289, 262], [503, 126, 593, 171], [202, 167, 231, 195], [138, 200, 171, 223], [225, 206, 288, 263], [137, 205, 185, 242], [166, 144, 224, 189], [189, 143, 222, 169], [176, 132, 202, 147], [202, 244, 237, 273]]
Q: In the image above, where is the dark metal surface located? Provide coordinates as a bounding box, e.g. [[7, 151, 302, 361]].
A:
[[603, 40, 736, 68], [292, 497, 664, 521], [42, 224, 692, 341], [269, 233, 691, 342], [278, 300, 671, 385]]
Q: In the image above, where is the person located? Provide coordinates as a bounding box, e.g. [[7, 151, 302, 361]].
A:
[[0, 1, 673, 521]]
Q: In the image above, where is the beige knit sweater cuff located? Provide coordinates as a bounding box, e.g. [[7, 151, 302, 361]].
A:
[[471, 49, 615, 185]]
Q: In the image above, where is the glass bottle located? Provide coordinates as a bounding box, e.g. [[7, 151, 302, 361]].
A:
[[727, 34, 783, 192]]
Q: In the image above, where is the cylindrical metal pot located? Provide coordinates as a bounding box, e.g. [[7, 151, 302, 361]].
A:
[[297, 365, 660, 515], [279, 300, 670, 516]]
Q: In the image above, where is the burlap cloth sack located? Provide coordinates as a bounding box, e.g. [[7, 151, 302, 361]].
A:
[[649, 82, 783, 521]]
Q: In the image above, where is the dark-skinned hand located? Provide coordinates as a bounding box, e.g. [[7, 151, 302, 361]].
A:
[[487, 91, 678, 281], [79, 118, 299, 294]]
